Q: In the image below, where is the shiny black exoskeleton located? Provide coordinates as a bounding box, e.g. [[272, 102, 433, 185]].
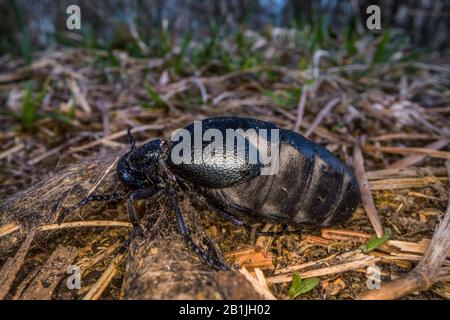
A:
[[59, 117, 360, 270]]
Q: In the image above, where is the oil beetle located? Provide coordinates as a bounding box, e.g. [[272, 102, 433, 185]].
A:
[[58, 116, 360, 270]]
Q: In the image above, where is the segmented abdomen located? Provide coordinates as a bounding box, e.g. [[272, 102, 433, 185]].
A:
[[203, 129, 360, 227]]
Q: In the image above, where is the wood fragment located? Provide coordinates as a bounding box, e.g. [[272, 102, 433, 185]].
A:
[[38, 220, 132, 232], [369, 251, 413, 269], [432, 282, 450, 300], [322, 277, 346, 296], [225, 247, 274, 271], [382, 253, 450, 267], [321, 228, 370, 241], [239, 267, 276, 300], [358, 160, 450, 300], [364, 144, 450, 160], [371, 133, 439, 142], [78, 242, 122, 276], [0, 221, 130, 240], [267, 254, 380, 284], [83, 253, 125, 300], [122, 199, 261, 300], [369, 177, 448, 190], [0, 223, 20, 238], [274, 253, 338, 275], [366, 167, 447, 180], [19, 245, 78, 300], [255, 223, 277, 253], [388, 239, 450, 257], [0, 230, 36, 300], [408, 192, 443, 201], [0, 156, 120, 235], [301, 235, 332, 245], [11, 268, 40, 300], [387, 139, 449, 169], [353, 142, 384, 237]]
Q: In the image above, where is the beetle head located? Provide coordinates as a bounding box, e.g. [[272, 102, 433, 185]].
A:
[[117, 139, 162, 189]]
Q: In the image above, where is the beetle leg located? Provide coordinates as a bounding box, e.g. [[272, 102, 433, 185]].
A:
[[57, 191, 127, 224], [120, 186, 163, 250], [170, 195, 228, 271], [206, 203, 247, 226], [256, 225, 302, 237], [126, 186, 161, 226]]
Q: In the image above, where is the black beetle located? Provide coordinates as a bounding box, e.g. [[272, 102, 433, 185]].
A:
[[59, 116, 360, 270]]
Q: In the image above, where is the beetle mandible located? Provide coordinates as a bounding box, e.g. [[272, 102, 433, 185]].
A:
[[58, 117, 361, 270]]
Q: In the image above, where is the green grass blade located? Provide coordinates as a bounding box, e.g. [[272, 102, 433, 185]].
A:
[[288, 273, 320, 298]]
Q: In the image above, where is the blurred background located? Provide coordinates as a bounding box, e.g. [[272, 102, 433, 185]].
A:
[[1, 0, 449, 62]]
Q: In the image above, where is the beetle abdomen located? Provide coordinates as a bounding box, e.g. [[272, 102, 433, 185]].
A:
[[201, 127, 360, 227], [279, 129, 360, 226]]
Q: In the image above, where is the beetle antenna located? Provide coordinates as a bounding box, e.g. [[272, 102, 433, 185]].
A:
[[57, 191, 127, 224], [127, 126, 136, 150]]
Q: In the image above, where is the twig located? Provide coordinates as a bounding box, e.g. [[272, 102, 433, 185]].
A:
[[0, 221, 131, 239], [0, 143, 24, 161], [239, 267, 277, 300], [191, 78, 208, 104], [128, 22, 149, 54], [69, 124, 164, 152], [387, 139, 449, 169], [366, 167, 447, 180], [369, 177, 448, 190], [86, 155, 120, 197], [0, 223, 20, 238], [83, 253, 125, 300], [38, 220, 132, 232], [294, 85, 308, 132], [302, 235, 331, 245], [432, 282, 450, 299], [27, 135, 86, 165], [320, 228, 371, 241], [358, 160, 450, 299], [364, 144, 450, 160], [369, 251, 413, 269], [78, 242, 122, 276], [12, 268, 40, 300], [388, 239, 450, 257], [274, 253, 338, 275], [272, 104, 348, 145], [267, 254, 380, 284], [69, 79, 92, 116], [304, 97, 341, 138], [353, 141, 384, 238], [371, 133, 439, 142]]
